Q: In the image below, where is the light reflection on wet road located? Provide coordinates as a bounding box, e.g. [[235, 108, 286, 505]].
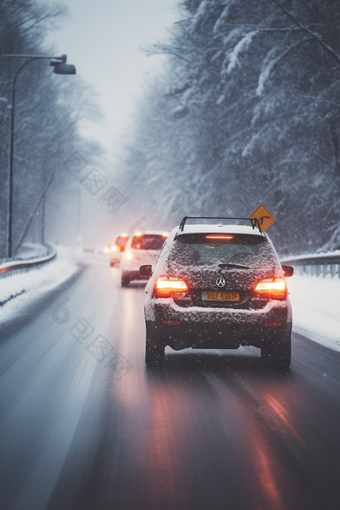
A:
[[0, 256, 340, 510]]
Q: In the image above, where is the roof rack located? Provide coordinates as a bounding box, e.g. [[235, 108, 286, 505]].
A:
[[179, 216, 262, 233]]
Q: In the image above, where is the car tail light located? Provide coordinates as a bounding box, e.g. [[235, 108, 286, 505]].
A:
[[155, 277, 188, 297], [254, 278, 287, 299], [125, 251, 132, 261]]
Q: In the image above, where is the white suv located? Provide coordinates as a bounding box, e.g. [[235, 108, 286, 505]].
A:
[[120, 231, 168, 287]]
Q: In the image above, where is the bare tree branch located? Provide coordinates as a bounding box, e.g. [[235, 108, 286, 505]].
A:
[[270, 0, 340, 65]]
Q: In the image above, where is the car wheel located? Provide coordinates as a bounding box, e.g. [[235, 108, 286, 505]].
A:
[[145, 331, 165, 366], [261, 334, 291, 369], [121, 274, 130, 287]]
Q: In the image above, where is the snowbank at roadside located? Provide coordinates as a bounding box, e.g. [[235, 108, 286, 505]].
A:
[[15, 242, 51, 260], [288, 274, 340, 352], [0, 242, 52, 266], [281, 249, 340, 262], [0, 246, 81, 321]]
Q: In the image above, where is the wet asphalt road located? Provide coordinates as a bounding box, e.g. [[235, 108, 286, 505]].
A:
[[1, 255, 340, 510]]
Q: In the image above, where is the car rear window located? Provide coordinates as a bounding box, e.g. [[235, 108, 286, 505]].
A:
[[131, 235, 165, 250], [169, 233, 277, 267], [115, 236, 128, 248]]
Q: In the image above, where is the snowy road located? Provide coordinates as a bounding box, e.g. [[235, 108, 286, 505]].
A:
[[1, 256, 340, 510]]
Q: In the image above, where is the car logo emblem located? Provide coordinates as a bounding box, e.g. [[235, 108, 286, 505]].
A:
[[216, 277, 225, 288]]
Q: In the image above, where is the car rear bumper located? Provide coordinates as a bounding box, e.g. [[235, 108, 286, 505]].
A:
[[110, 255, 121, 264], [145, 296, 292, 350], [146, 296, 291, 322], [146, 320, 292, 350], [123, 270, 149, 282]]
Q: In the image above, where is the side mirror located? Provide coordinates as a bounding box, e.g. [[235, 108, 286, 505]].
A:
[[282, 265, 294, 277], [120, 246, 125, 253], [139, 265, 153, 277]]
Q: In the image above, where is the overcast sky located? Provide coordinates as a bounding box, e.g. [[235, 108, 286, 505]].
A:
[[45, 0, 179, 156]]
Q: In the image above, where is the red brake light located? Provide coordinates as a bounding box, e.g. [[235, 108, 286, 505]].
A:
[[254, 278, 287, 299], [155, 277, 188, 297], [205, 235, 234, 239]]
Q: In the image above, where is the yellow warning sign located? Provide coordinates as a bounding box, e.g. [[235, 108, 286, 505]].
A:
[[249, 205, 275, 232]]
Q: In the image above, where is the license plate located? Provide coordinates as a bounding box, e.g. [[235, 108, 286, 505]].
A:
[[202, 291, 240, 302]]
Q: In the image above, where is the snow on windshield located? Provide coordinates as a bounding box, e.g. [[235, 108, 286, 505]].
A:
[[166, 233, 278, 269]]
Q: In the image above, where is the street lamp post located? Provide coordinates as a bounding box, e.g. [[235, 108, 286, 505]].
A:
[[0, 53, 76, 258]]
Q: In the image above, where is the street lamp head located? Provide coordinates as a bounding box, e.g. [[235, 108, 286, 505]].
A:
[[53, 63, 76, 75], [50, 55, 76, 75]]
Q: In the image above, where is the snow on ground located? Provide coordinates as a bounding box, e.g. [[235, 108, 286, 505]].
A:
[[288, 274, 340, 352], [282, 250, 340, 262], [0, 246, 81, 322], [15, 242, 50, 260]]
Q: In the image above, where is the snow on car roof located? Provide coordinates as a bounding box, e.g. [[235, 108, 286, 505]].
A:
[[132, 231, 168, 236], [174, 224, 264, 236]]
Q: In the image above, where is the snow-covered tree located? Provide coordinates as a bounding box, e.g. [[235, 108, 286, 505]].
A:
[[0, 0, 103, 257], [117, 0, 340, 254]]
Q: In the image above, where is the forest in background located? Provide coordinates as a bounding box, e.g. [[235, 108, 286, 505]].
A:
[[116, 0, 340, 256], [0, 0, 104, 259]]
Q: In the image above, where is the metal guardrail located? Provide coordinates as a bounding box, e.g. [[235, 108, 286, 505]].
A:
[[0, 244, 57, 279], [281, 252, 340, 279]]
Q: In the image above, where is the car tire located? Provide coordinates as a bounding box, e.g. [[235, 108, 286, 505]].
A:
[[145, 331, 165, 366], [261, 334, 291, 369], [121, 274, 130, 287]]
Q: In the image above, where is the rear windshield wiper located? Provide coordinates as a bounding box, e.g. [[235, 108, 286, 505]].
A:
[[218, 263, 250, 269]]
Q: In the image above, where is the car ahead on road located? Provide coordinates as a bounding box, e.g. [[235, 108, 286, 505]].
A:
[[121, 231, 169, 287], [140, 217, 294, 368], [110, 234, 129, 267]]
